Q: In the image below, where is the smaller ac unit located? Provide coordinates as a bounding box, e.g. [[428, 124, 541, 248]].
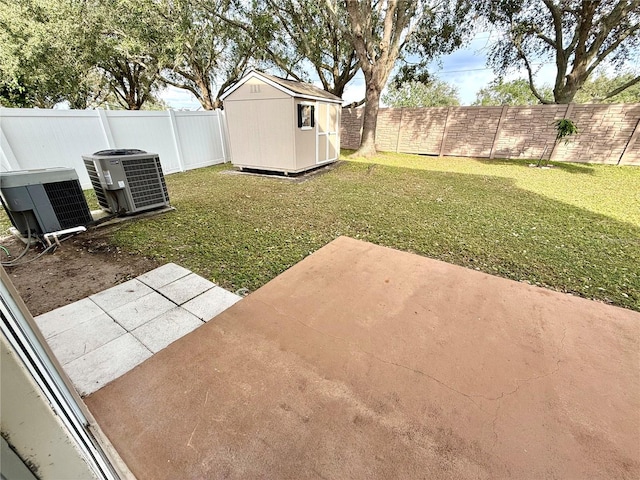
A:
[[0, 168, 92, 237], [82, 149, 170, 215]]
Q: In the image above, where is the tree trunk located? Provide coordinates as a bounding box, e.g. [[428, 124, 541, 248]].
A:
[[554, 69, 584, 104], [195, 76, 215, 110], [200, 89, 215, 110], [354, 83, 381, 157]]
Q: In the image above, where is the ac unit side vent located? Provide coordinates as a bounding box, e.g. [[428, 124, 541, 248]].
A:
[[42, 180, 93, 229], [122, 157, 170, 209], [83, 159, 110, 210]]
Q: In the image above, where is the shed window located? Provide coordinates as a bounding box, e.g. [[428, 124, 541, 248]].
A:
[[298, 104, 315, 129]]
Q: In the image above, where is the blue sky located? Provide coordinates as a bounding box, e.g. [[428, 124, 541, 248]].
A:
[[161, 32, 559, 109]]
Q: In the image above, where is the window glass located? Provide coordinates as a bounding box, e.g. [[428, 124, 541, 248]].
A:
[[298, 104, 315, 128]]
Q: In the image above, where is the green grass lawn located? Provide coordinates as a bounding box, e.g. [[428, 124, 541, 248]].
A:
[[2, 152, 639, 311]]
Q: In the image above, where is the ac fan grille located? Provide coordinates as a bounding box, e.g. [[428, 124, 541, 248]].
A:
[[83, 159, 110, 210], [122, 157, 169, 209], [42, 180, 92, 229]]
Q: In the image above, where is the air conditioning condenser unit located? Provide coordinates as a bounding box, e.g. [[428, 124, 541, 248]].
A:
[[0, 168, 92, 238], [82, 149, 170, 215]]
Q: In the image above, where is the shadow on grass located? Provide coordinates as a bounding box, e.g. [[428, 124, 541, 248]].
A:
[[343, 149, 597, 175], [108, 161, 640, 313], [476, 157, 596, 175]]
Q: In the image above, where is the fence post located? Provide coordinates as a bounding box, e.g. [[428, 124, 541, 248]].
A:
[[97, 109, 116, 148], [395, 108, 404, 153], [216, 110, 228, 163], [438, 107, 453, 157], [550, 103, 574, 162], [618, 116, 640, 166], [489, 106, 508, 159], [168, 110, 186, 172]]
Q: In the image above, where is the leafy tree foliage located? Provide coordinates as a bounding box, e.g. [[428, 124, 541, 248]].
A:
[[91, 0, 167, 110], [383, 80, 460, 107], [475, 0, 640, 104], [212, 0, 358, 100], [157, 0, 269, 110], [0, 0, 100, 108], [335, 0, 471, 156], [0, 0, 168, 109], [575, 73, 640, 103], [474, 74, 640, 105], [259, 0, 359, 98], [473, 79, 552, 105]]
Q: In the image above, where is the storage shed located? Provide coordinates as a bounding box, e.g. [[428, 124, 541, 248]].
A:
[[221, 70, 342, 174]]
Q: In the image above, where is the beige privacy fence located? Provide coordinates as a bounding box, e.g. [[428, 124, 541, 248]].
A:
[[341, 103, 640, 165]]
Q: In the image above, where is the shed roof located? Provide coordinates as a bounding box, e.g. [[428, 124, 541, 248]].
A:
[[221, 70, 343, 104]]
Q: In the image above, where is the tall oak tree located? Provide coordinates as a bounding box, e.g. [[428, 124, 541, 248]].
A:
[[333, 0, 470, 156], [476, 0, 640, 103]]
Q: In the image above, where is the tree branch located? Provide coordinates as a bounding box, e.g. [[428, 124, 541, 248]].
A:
[[514, 39, 552, 104], [599, 74, 640, 101]]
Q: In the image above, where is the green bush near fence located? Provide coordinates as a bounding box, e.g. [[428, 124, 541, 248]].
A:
[[1, 151, 638, 312]]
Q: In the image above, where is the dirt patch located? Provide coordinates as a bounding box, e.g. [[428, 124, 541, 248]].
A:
[[2, 229, 161, 317]]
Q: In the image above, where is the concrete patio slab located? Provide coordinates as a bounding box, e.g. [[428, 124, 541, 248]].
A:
[[85, 237, 640, 480], [157, 273, 216, 305], [35, 297, 104, 339], [90, 279, 153, 311], [65, 334, 152, 396], [45, 313, 125, 365], [108, 291, 176, 331], [182, 286, 241, 321], [131, 307, 203, 353], [137, 262, 191, 290]]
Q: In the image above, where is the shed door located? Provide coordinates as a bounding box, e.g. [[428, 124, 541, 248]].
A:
[[316, 103, 339, 164]]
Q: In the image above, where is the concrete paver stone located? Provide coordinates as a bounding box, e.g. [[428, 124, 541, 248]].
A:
[[33, 263, 243, 399], [137, 263, 191, 290], [131, 307, 203, 353], [46, 313, 126, 366], [64, 334, 152, 396], [35, 297, 105, 339], [108, 292, 177, 331], [157, 273, 215, 305], [90, 279, 154, 311], [182, 287, 241, 321]]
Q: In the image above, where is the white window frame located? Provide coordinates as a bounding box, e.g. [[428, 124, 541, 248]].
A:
[[297, 102, 316, 131]]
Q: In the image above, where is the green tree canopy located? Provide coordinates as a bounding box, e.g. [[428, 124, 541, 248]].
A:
[[473, 79, 552, 106], [0, 0, 100, 108], [91, 0, 168, 110], [575, 73, 640, 104], [383, 80, 460, 107], [157, 0, 272, 110], [260, 0, 359, 98], [474, 0, 640, 104], [0, 0, 168, 109], [474, 75, 640, 106]]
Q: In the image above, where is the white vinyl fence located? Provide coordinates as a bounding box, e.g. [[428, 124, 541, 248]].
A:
[[0, 108, 229, 189]]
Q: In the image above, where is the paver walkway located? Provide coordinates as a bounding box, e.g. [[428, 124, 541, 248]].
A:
[[35, 263, 241, 396], [85, 237, 640, 479]]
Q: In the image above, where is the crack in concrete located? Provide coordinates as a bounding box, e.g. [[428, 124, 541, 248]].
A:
[[493, 323, 568, 401], [186, 389, 212, 455], [488, 324, 568, 450], [490, 402, 502, 450], [186, 419, 201, 454], [259, 299, 568, 424], [259, 300, 491, 413]]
